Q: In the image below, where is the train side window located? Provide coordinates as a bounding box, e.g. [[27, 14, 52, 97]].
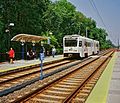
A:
[[91, 42, 93, 47], [86, 42, 90, 47], [79, 41, 82, 47], [96, 43, 99, 47], [85, 41, 87, 47], [89, 42, 91, 47]]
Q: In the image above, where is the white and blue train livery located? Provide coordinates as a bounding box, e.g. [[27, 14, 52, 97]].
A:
[[63, 35, 99, 58]]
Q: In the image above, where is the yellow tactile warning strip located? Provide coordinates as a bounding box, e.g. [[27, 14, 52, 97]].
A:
[[86, 52, 117, 103], [0, 55, 64, 73], [0, 62, 39, 73]]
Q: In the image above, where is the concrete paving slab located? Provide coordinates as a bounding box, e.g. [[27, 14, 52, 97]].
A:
[[86, 52, 117, 103], [107, 94, 120, 103], [107, 52, 120, 103], [111, 72, 120, 78], [109, 80, 120, 90]]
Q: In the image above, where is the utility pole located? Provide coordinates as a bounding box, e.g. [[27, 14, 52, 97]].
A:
[[78, 23, 82, 35], [86, 27, 88, 37], [78, 29, 80, 35], [5, 23, 14, 50], [118, 37, 119, 50]]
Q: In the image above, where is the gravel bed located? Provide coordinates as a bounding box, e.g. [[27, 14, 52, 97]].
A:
[[0, 59, 94, 103]]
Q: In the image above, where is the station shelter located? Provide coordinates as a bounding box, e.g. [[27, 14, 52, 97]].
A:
[[11, 34, 48, 60]]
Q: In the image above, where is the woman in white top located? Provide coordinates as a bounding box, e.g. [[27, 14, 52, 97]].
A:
[[52, 46, 56, 58]]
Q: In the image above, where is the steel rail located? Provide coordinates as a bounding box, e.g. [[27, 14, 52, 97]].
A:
[[11, 50, 114, 103]]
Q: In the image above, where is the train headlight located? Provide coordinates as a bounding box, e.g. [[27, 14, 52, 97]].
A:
[[65, 50, 68, 52], [69, 48, 73, 51], [68, 54, 73, 57]]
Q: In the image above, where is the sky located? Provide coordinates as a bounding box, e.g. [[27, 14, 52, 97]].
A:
[[51, 0, 120, 45]]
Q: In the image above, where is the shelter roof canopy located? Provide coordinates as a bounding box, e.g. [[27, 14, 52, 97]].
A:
[[11, 34, 47, 43]]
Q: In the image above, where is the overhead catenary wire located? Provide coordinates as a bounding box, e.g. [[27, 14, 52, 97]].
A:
[[89, 0, 106, 28], [88, 0, 114, 42]]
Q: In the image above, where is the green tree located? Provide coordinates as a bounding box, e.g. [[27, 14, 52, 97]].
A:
[[0, 0, 114, 62]]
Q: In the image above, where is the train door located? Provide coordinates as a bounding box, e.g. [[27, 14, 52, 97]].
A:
[[93, 40, 99, 54], [88, 40, 93, 56], [94, 42, 97, 54], [91, 41, 94, 54], [78, 38, 83, 57], [84, 39, 93, 57], [96, 42, 99, 53], [83, 39, 88, 57]]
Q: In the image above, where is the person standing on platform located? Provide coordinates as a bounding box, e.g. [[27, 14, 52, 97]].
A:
[[8, 47, 15, 64], [27, 50, 30, 60], [52, 46, 56, 58], [40, 45, 45, 54], [39, 45, 45, 80]]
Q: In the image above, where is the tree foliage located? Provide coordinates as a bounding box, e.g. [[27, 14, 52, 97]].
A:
[[0, 0, 114, 55]]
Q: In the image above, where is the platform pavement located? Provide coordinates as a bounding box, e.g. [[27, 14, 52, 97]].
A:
[[107, 52, 120, 103], [86, 52, 117, 103], [0, 55, 64, 73]]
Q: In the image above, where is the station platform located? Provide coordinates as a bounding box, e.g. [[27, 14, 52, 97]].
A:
[[1, 52, 120, 103], [0, 55, 64, 73], [107, 52, 120, 103], [86, 52, 120, 103]]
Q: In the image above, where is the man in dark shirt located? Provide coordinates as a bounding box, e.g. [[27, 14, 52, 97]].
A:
[[39, 46, 45, 61]]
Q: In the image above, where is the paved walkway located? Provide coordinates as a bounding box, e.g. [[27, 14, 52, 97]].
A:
[[86, 52, 117, 103], [0, 55, 64, 73], [107, 52, 120, 103]]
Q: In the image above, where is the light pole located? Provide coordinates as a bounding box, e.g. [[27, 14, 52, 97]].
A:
[[32, 43, 35, 51], [47, 37, 50, 44], [9, 23, 14, 27], [78, 23, 82, 35], [21, 42, 24, 60], [118, 38, 119, 50], [48, 31, 52, 44], [5, 23, 14, 50], [78, 26, 80, 35], [47, 32, 52, 56]]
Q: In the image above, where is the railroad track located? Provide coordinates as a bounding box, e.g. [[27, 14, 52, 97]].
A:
[[20, 51, 113, 103], [70, 56, 111, 102], [0, 58, 68, 76], [0, 59, 79, 94], [0, 50, 114, 103]]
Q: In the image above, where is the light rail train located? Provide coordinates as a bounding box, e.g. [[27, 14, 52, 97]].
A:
[[63, 35, 99, 58]]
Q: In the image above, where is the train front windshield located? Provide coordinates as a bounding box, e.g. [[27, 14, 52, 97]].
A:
[[65, 39, 77, 47]]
